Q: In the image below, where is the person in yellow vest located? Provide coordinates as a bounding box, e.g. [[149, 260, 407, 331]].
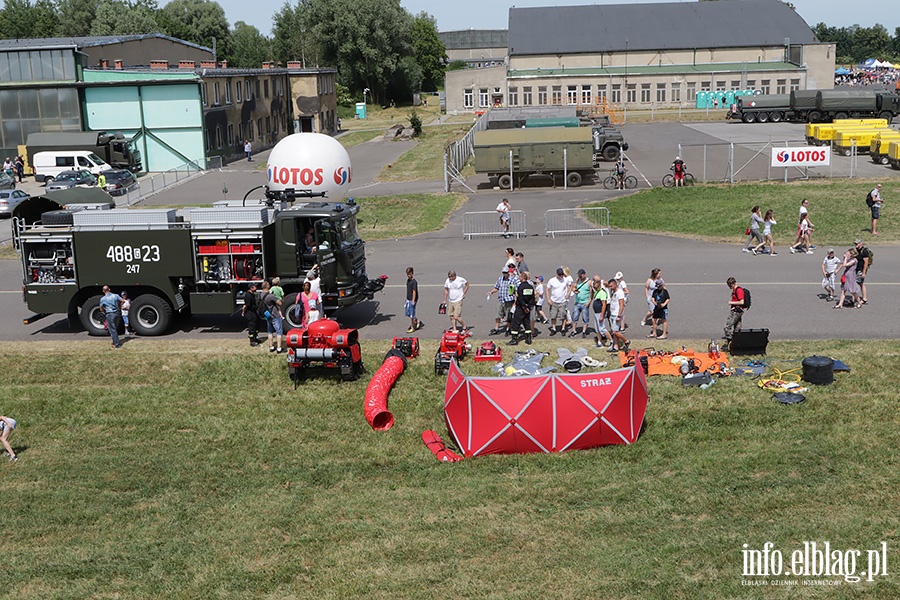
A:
[[97, 172, 107, 190]]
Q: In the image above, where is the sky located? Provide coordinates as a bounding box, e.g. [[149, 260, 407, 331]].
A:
[[208, 0, 897, 38]]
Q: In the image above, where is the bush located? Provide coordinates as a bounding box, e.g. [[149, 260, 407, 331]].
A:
[[408, 110, 422, 137]]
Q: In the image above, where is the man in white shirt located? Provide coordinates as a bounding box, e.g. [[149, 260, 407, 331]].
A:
[[496, 198, 511, 238], [869, 183, 883, 236], [442, 270, 469, 331], [606, 278, 630, 353], [821, 249, 841, 302], [546, 267, 571, 336]]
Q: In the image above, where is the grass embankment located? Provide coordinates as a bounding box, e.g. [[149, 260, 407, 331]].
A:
[[2, 339, 898, 597], [375, 123, 473, 182], [593, 179, 896, 247], [355, 193, 468, 240]]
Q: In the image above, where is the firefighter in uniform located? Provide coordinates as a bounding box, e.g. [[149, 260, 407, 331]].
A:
[[508, 271, 535, 345]]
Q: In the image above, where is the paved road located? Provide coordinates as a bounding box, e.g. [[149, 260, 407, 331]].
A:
[[3, 122, 897, 343]]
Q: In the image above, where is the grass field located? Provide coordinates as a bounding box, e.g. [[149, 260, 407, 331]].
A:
[[2, 338, 898, 598], [354, 193, 468, 240], [591, 179, 896, 246]]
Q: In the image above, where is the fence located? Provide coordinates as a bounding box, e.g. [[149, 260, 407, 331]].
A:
[[120, 156, 223, 206], [544, 207, 610, 238], [673, 139, 869, 185], [444, 112, 489, 192], [462, 210, 526, 240]]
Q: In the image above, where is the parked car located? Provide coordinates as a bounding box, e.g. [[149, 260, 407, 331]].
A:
[[45, 169, 97, 191], [100, 169, 137, 196], [0, 189, 29, 217], [0, 172, 16, 190]]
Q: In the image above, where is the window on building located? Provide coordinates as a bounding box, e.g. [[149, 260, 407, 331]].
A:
[[205, 130, 210, 152], [626, 83, 636, 103], [248, 120, 254, 140], [521, 86, 532, 105], [508, 87, 518, 106], [551, 85, 562, 105], [273, 114, 278, 134], [479, 88, 489, 108], [215, 125, 222, 149], [227, 123, 234, 146], [686, 83, 696, 102], [581, 84, 591, 105], [776, 79, 786, 94], [266, 116, 271, 133], [202, 82, 207, 105], [214, 82, 220, 105], [671, 83, 681, 103], [790, 78, 800, 92], [238, 122, 243, 142], [255, 80, 261, 99], [656, 83, 666, 103], [567, 85, 578, 105], [746, 79, 756, 90], [537, 86, 547, 105], [236, 81, 242, 103], [596, 84, 607, 103], [264, 79, 269, 98], [463, 88, 474, 109], [257, 118, 262, 138], [225, 81, 232, 104], [731, 80, 741, 90], [716, 80, 726, 91], [277, 77, 283, 96], [761, 79, 770, 94], [246, 80, 252, 100], [640, 83, 650, 103], [701, 81, 711, 91], [611, 84, 622, 103]]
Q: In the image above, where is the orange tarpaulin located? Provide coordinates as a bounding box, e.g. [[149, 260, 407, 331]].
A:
[[618, 348, 729, 376]]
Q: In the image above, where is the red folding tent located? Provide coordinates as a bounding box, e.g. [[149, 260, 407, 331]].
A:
[[443, 360, 648, 457]]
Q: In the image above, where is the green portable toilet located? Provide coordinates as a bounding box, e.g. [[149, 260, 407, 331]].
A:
[[724, 90, 736, 105], [355, 102, 367, 119], [696, 91, 708, 109]]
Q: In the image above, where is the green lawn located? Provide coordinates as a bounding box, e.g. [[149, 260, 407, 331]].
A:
[[2, 339, 897, 598], [591, 179, 896, 246], [354, 193, 468, 240]]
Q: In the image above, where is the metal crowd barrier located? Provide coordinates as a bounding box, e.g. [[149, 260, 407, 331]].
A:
[[544, 207, 610, 237], [462, 210, 527, 240]]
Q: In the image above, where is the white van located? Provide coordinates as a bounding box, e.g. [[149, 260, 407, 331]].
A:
[[33, 151, 110, 183]]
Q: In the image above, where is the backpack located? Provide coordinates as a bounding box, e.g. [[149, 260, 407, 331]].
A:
[[673, 161, 684, 173], [863, 248, 873, 266], [738, 286, 751, 310], [866, 191, 875, 207]]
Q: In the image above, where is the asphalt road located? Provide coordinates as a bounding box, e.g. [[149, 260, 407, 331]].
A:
[[2, 121, 897, 343]]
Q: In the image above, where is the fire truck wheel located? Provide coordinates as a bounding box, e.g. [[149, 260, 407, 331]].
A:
[[79, 295, 108, 336], [130, 294, 173, 336], [282, 293, 304, 329]]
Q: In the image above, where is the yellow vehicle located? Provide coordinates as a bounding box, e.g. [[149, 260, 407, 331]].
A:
[[869, 131, 900, 165], [888, 141, 900, 170], [804, 118, 887, 142], [833, 128, 895, 156], [810, 121, 888, 145]]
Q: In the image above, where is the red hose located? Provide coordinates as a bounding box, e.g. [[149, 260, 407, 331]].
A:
[[364, 349, 407, 431]]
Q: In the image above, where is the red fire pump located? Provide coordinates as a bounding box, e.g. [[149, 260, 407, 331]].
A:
[[434, 328, 472, 375], [285, 319, 363, 386]]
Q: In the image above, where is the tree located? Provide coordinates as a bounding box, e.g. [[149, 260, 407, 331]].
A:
[[0, 0, 40, 38], [411, 12, 446, 92], [272, 1, 319, 67], [305, 0, 413, 105], [158, 0, 230, 59], [56, 0, 98, 36], [91, 0, 159, 36], [230, 21, 271, 69], [31, 0, 60, 37]]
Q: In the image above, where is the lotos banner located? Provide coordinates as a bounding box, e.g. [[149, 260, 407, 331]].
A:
[[771, 147, 831, 168]]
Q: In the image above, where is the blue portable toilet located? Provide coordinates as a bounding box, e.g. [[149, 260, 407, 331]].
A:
[[724, 90, 736, 105], [696, 91, 708, 109], [355, 102, 367, 119]]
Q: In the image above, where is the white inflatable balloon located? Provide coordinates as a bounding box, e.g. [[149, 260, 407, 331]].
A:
[[266, 133, 352, 199]]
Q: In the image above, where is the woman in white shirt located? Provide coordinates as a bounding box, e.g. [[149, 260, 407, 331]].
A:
[[752, 210, 777, 256]]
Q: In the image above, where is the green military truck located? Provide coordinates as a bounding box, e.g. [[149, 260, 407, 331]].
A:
[[14, 192, 385, 336], [474, 127, 627, 189], [23, 131, 142, 174]]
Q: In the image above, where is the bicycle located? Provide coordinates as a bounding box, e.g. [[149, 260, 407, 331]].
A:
[[661, 170, 696, 188], [603, 169, 638, 190]]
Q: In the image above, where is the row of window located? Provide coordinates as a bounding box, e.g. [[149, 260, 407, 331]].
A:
[[464, 78, 802, 108], [202, 77, 285, 107], [0, 50, 78, 83], [206, 112, 288, 152]]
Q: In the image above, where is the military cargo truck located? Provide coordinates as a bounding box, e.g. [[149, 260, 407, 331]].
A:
[[23, 131, 142, 174], [13, 191, 385, 336], [727, 90, 900, 124]]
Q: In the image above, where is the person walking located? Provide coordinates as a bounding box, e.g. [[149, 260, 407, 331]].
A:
[[300, 281, 321, 326], [487, 266, 519, 335], [533, 275, 549, 325], [723, 277, 747, 342], [261, 281, 285, 353], [442, 270, 469, 331], [120, 291, 134, 335], [854, 239, 873, 305], [14, 155, 24, 183], [869, 183, 883, 235], [743, 205, 764, 252], [496, 198, 511, 238], [244, 139, 252, 162], [789, 213, 814, 254], [99, 285, 123, 348], [821, 249, 841, 302], [752, 210, 777, 256], [642, 268, 662, 326], [613, 271, 630, 329], [0, 415, 17, 462], [405, 266, 421, 333], [97, 171, 107, 190], [507, 271, 535, 345], [834, 249, 861, 309], [606, 277, 630, 353], [591, 276, 610, 348], [648, 279, 669, 339], [241, 282, 261, 346]]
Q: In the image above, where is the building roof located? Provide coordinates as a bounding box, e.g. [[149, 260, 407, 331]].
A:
[[0, 33, 212, 53], [439, 30, 508, 50], [508, 0, 819, 56], [509, 61, 802, 79]]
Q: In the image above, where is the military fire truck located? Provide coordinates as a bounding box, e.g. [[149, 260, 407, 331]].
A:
[[14, 133, 385, 336]]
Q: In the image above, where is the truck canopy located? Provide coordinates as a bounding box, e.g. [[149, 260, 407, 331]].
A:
[[26, 131, 107, 148]]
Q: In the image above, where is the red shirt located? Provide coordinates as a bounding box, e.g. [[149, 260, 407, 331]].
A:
[[731, 286, 745, 311]]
